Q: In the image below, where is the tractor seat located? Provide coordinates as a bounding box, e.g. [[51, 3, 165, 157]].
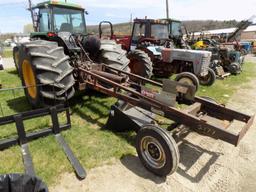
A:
[[60, 23, 73, 32]]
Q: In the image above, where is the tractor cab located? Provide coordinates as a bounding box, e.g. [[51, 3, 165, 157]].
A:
[[29, 1, 89, 55], [164, 19, 183, 38], [31, 1, 87, 37], [129, 19, 188, 51], [130, 19, 170, 50]]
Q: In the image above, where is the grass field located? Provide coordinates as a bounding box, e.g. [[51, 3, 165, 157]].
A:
[[2, 48, 13, 58], [0, 60, 256, 185]]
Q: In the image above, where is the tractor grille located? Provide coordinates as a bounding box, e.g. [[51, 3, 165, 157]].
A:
[[200, 53, 212, 76]]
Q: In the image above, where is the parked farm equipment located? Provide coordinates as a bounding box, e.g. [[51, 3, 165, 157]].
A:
[[191, 16, 256, 77], [10, 0, 254, 177], [109, 18, 216, 86], [78, 63, 254, 176]]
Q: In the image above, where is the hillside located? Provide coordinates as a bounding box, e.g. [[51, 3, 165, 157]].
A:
[[183, 20, 239, 32], [87, 20, 239, 35]]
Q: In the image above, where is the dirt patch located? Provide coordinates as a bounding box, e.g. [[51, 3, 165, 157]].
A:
[[50, 59, 256, 192], [245, 54, 256, 63]]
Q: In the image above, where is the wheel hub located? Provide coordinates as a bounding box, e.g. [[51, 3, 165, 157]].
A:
[[22, 59, 37, 99], [178, 77, 194, 86], [148, 143, 161, 160], [140, 136, 166, 169]]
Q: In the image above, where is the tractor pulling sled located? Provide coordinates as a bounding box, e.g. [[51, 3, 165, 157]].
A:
[[10, 0, 254, 177]]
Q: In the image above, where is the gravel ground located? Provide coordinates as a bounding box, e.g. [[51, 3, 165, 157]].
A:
[[50, 55, 256, 192]]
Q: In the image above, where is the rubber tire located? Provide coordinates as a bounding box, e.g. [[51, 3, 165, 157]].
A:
[[128, 49, 153, 79], [13, 46, 20, 75], [240, 48, 247, 56], [19, 40, 75, 107], [198, 68, 216, 86], [99, 40, 130, 72], [136, 125, 179, 176], [175, 72, 199, 91], [228, 63, 241, 75]]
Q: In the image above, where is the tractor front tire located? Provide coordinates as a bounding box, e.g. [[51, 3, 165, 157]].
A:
[[198, 68, 216, 86], [175, 72, 199, 91], [128, 49, 153, 79], [19, 40, 75, 107], [228, 63, 241, 75]]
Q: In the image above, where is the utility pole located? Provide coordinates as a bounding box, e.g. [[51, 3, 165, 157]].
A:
[[166, 0, 169, 19]]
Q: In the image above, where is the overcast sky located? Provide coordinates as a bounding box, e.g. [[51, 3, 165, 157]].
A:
[[0, 0, 255, 33]]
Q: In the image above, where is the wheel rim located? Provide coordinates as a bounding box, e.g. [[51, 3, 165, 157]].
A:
[[199, 73, 211, 84], [22, 59, 37, 99], [178, 77, 194, 86], [140, 136, 166, 169]]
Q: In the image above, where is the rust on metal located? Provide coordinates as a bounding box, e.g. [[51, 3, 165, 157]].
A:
[[77, 63, 254, 146]]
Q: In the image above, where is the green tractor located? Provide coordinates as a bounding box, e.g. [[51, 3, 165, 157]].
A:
[[13, 0, 130, 107]]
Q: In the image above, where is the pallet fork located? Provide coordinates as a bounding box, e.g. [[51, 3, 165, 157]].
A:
[[0, 104, 86, 179]]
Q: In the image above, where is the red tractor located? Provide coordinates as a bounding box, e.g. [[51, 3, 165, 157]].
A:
[[101, 19, 216, 87]]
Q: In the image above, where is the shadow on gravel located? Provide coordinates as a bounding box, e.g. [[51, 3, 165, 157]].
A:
[[120, 154, 166, 184], [177, 139, 223, 183], [120, 127, 223, 184]]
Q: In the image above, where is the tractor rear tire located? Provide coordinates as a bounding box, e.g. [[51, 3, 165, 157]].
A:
[[99, 40, 130, 72], [128, 49, 153, 79], [198, 68, 216, 86], [136, 125, 180, 176], [19, 40, 75, 107], [13, 46, 20, 75], [175, 72, 199, 91]]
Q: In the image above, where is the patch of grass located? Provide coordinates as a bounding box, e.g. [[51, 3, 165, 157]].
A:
[[0, 69, 135, 185], [2, 49, 13, 58], [0, 61, 255, 185], [197, 62, 256, 104]]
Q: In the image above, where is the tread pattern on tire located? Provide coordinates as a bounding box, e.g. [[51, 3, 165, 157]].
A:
[[21, 40, 75, 102], [100, 40, 130, 71], [128, 49, 153, 78], [13, 46, 20, 73]]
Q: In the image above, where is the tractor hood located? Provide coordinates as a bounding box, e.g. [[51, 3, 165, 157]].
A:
[[162, 48, 212, 76], [162, 49, 212, 63]]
